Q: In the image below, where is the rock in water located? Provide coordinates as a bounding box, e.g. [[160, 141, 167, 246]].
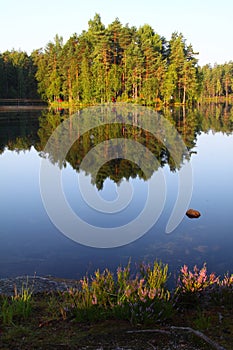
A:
[[186, 209, 201, 219]]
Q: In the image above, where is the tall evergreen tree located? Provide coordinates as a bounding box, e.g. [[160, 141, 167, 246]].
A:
[[137, 24, 164, 104]]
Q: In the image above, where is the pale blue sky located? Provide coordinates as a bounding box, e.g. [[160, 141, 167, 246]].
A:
[[0, 0, 232, 66]]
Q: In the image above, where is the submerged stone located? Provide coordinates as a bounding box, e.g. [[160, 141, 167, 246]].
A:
[[186, 209, 201, 219]]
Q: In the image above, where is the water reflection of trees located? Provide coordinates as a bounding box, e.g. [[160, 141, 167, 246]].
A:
[[0, 111, 41, 154], [38, 105, 191, 189], [197, 104, 233, 134], [1, 104, 233, 189], [65, 124, 167, 190]]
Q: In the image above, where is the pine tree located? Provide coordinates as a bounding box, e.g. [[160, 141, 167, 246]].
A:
[[137, 24, 164, 104]]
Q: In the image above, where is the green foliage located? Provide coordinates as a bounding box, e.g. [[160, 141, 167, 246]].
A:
[[0, 282, 33, 325], [1, 298, 14, 325], [38, 264, 232, 327], [200, 62, 233, 100], [193, 309, 212, 331], [59, 260, 171, 324], [1, 15, 233, 104], [0, 50, 38, 99], [7, 14, 199, 105]]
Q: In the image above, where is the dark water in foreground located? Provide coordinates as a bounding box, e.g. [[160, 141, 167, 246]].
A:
[[0, 105, 233, 283]]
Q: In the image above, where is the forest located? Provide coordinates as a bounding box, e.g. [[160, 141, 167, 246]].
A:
[[0, 14, 233, 105]]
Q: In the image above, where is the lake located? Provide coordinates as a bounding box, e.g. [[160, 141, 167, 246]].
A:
[[0, 103, 233, 285]]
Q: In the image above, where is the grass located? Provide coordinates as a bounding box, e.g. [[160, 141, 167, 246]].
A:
[[193, 310, 212, 331], [0, 261, 232, 349], [0, 279, 33, 326]]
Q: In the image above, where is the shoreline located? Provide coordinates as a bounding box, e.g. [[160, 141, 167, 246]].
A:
[[0, 275, 232, 350], [0, 105, 47, 111], [0, 275, 79, 296]]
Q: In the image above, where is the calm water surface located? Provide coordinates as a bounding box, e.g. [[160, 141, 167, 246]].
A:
[[0, 105, 233, 283]]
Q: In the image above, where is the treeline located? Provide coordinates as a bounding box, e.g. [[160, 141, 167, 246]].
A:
[[32, 14, 200, 105], [0, 50, 38, 99], [201, 62, 233, 100], [0, 14, 233, 105]]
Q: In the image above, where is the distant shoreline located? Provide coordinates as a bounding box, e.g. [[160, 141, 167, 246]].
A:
[[0, 105, 47, 111], [0, 98, 47, 109]]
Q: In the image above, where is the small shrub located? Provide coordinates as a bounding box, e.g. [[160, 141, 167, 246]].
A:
[[60, 260, 172, 324], [91, 269, 115, 307], [210, 272, 233, 307], [219, 273, 233, 287], [176, 263, 218, 294], [174, 263, 220, 308]]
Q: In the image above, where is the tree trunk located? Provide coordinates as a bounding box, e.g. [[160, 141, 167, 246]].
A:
[[183, 84, 186, 104]]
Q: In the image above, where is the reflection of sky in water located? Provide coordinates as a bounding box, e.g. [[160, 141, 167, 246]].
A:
[[0, 131, 233, 282], [62, 167, 148, 227]]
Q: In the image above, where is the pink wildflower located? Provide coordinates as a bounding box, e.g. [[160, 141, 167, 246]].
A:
[[92, 294, 98, 305], [181, 265, 188, 275], [148, 289, 156, 300]]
